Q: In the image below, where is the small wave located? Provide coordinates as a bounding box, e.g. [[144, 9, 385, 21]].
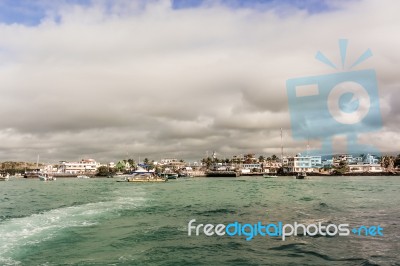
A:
[[194, 208, 236, 216], [299, 196, 314, 201], [319, 202, 328, 208], [269, 243, 306, 251], [270, 243, 371, 263], [0, 196, 145, 264]]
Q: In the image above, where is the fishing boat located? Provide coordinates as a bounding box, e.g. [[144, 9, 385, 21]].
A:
[[117, 166, 167, 182], [39, 174, 56, 181], [127, 176, 167, 182], [296, 172, 307, 179], [158, 168, 178, 179], [117, 173, 167, 183]]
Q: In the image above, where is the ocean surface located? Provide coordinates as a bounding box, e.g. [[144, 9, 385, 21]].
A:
[[0, 176, 399, 265]]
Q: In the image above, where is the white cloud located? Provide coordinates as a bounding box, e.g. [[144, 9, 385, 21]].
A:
[[0, 0, 399, 162]]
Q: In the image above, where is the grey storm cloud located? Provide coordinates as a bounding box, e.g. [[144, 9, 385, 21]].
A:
[[0, 0, 399, 163]]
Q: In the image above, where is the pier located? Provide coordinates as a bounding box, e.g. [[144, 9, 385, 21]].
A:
[[206, 171, 239, 177]]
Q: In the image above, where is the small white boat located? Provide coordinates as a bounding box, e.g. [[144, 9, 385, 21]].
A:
[[263, 174, 278, 178], [39, 174, 56, 181], [0, 173, 9, 181], [77, 175, 90, 179]]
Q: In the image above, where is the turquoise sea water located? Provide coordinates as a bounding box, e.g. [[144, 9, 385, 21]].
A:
[[0, 176, 399, 265]]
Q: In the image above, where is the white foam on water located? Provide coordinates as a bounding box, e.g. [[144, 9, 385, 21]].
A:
[[0, 196, 145, 265]]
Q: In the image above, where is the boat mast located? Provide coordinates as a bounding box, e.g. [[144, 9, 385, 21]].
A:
[[36, 154, 39, 169], [280, 128, 283, 162]]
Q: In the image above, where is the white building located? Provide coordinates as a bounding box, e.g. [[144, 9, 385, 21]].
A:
[[240, 163, 262, 174], [262, 161, 281, 173], [286, 154, 322, 173], [242, 163, 262, 170], [160, 158, 178, 164], [348, 164, 383, 173], [59, 159, 100, 174]]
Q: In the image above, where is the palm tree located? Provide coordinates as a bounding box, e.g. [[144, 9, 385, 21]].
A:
[[201, 157, 213, 168], [258, 156, 265, 163], [381, 155, 395, 171], [395, 154, 400, 168]]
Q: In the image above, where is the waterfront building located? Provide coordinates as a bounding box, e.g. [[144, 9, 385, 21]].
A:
[[58, 159, 100, 174], [242, 163, 262, 170], [285, 154, 322, 173], [262, 161, 281, 173], [212, 163, 235, 171], [160, 158, 178, 164], [115, 160, 131, 171], [43, 164, 57, 173], [160, 158, 185, 170], [241, 163, 261, 174], [348, 164, 383, 173], [332, 154, 379, 165]]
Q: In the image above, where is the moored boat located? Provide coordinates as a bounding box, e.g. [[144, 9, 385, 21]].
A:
[[159, 172, 178, 179], [39, 174, 56, 181], [0, 173, 9, 181], [24, 171, 40, 178], [117, 173, 167, 183], [263, 174, 278, 178], [127, 176, 167, 182], [296, 172, 307, 179], [77, 175, 90, 179]]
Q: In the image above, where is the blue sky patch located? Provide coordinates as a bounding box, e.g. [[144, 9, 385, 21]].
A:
[[0, 0, 334, 26]]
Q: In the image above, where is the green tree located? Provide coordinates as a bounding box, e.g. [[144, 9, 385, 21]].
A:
[[271, 154, 278, 161], [381, 155, 395, 171], [333, 160, 349, 175], [127, 159, 135, 166], [201, 157, 213, 168], [395, 154, 400, 168], [97, 166, 110, 176], [258, 156, 265, 163], [244, 154, 254, 164], [115, 161, 126, 172]]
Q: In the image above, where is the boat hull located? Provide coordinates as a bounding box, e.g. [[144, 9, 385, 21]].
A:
[[159, 173, 178, 179], [39, 175, 56, 181], [127, 178, 167, 182]]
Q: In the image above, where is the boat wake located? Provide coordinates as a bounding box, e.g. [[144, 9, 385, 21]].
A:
[[0, 196, 145, 265]]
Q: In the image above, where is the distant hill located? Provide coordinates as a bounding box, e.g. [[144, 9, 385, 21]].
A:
[[0, 161, 46, 171]]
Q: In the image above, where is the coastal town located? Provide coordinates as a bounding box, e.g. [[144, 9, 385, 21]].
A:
[[1, 152, 400, 179]]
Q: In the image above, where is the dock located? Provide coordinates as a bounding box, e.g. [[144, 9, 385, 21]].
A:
[[206, 171, 239, 177]]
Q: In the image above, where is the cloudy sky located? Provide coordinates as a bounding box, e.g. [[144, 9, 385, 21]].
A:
[[0, 0, 399, 163]]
